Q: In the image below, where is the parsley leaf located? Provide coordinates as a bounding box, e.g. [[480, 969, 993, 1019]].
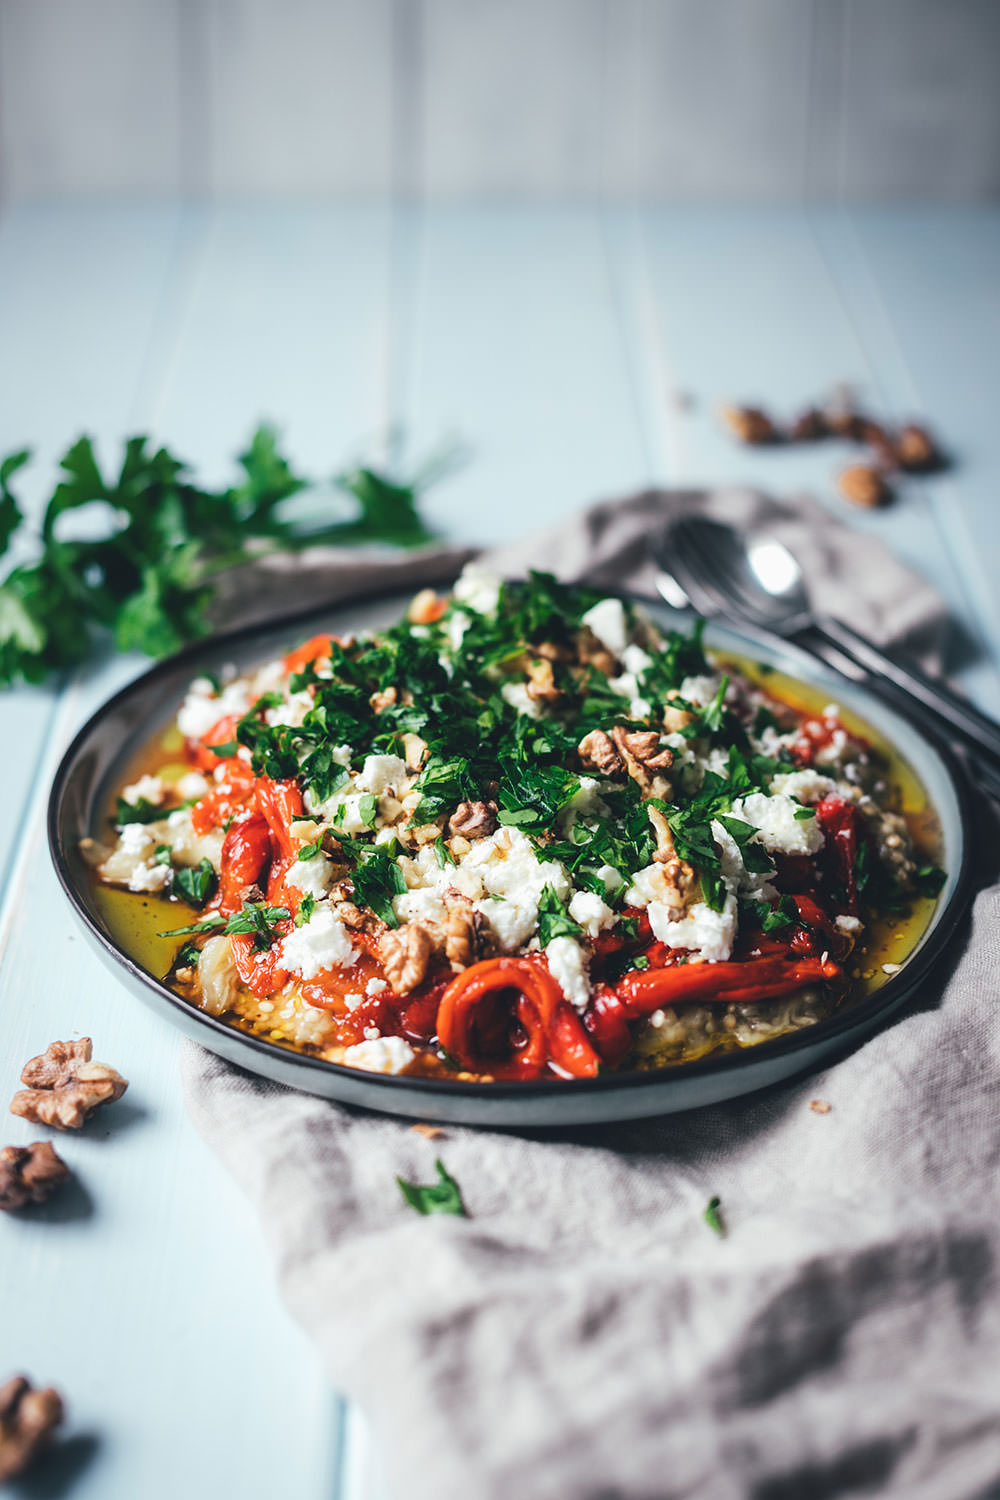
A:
[[537, 885, 583, 946], [396, 1159, 467, 1218], [158, 913, 226, 938], [704, 1195, 725, 1237], [224, 902, 291, 950], [173, 858, 217, 906], [115, 796, 164, 826]]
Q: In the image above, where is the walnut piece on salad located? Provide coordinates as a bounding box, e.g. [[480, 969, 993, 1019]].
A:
[[91, 563, 944, 1084]]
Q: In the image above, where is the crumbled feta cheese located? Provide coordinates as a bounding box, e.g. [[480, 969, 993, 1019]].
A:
[[453, 563, 501, 616], [710, 819, 776, 901], [355, 754, 407, 797], [393, 887, 449, 927], [559, 776, 610, 833], [177, 679, 252, 740], [623, 864, 663, 909], [882, 962, 902, 975], [597, 864, 624, 896], [608, 671, 640, 700], [446, 610, 472, 651], [649, 894, 738, 963], [122, 774, 165, 807], [279, 906, 358, 979], [265, 690, 313, 729], [770, 768, 836, 803], [343, 992, 363, 1011], [128, 862, 172, 894], [177, 771, 209, 800], [730, 792, 825, 856], [568, 889, 615, 938], [545, 936, 592, 1012], [120, 822, 156, 854], [630, 698, 652, 720], [835, 914, 862, 935], [284, 852, 335, 900], [342, 1036, 415, 1074], [480, 828, 571, 906], [501, 681, 542, 718], [478, 896, 538, 952], [622, 643, 653, 677], [581, 597, 628, 657], [680, 673, 724, 708], [365, 977, 388, 997]]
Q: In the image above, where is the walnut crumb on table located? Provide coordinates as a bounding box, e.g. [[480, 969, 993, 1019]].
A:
[[9, 1039, 128, 1130], [809, 1099, 833, 1115], [0, 1376, 64, 1483], [0, 1142, 70, 1211], [411, 1122, 445, 1140]]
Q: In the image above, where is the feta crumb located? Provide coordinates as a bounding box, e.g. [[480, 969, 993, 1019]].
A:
[[648, 895, 738, 963], [581, 597, 628, 657], [770, 768, 836, 803], [622, 643, 653, 677], [568, 889, 615, 939], [284, 852, 335, 900], [342, 1035, 416, 1074], [501, 681, 542, 718], [177, 679, 252, 741], [882, 962, 902, 975], [730, 792, 825, 856], [279, 906, 358, 979], [122, 774, 165, 807], [545, 936, 591, 1012], [119, 822, 156, 854], [679, 673, 724, 708], [446, 610, 472, 651], [835, 914, 862, 934], [128, 862, 172, 894], [365, 977, 388, 997], [597, 864, 624, 896], [177, 771, 210, 800], [453, 563, 501, 616], [355, 754, 407, 797], [477, 897, 538, 952], [343, 992, 363, 1011]]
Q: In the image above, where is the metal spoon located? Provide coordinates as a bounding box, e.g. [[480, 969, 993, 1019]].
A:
[[658, 514, 1000, 773]]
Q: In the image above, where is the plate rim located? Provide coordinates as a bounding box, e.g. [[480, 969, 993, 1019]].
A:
[[47, 579, 975, 1105]]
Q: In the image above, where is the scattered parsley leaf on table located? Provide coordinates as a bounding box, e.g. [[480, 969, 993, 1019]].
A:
[[0, 426, 441, 688], [397, 1159, 467, 1218], [704, 1195, 726, 1238]]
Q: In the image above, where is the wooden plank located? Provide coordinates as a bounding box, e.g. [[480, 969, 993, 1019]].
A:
[[0, 202, 185, 885], [200, 0, 394, 195], [0, 0, 183, 196], [0, 199, 395, 1500], [828, 207, 1000, 685], [631, 205, 1000, 709], [396, 203, 650, 542]]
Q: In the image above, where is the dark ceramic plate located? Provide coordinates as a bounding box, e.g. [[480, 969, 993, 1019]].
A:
[[48, 586, 972, 1127]]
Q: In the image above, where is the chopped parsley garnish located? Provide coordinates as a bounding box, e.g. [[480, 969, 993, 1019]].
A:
[[176, 941, 201, 967], [115, 796, 163, 826], [396, 1159, 467, 1218], [224, 901, 291, 950], [158, 913, 226, 938], [296, 840, 323, 861], [294, 893, 316, 927], [172, 858, 217, 906], [537, 886, 583, 946]]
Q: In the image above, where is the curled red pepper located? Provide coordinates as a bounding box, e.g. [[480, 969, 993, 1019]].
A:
[[283, 634, 335, 674], [616, 954, 843, 1018], [817, 796, 861, 915], [190, 756, 257, 835], [229, 932, 290, 998], [187, 713, 242, 772], [255, 777, 304, 862], [215, 812, 272, 915], [436, 957, 598, 1080]]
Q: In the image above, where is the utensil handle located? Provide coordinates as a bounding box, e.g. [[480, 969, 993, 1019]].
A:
[[812, 615, 1000, 766]]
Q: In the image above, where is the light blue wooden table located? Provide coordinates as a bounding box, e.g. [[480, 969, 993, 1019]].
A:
[[1, 201, 997, 1498]]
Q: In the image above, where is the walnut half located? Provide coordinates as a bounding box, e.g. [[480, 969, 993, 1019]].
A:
[[0, 1376, 64, 1483], [379, 924, 433, 995], [0, 1143, 70, 1212], [448, 800, 496, 839], [10, 1039, 128, 1131], [610, 727, 673, 798]]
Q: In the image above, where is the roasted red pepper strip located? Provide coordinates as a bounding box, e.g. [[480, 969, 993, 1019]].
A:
[[215, 812, 272, 916], [583, 990, 633, 1067], [187, 713, 242, 772], [817, 796, 860, 915], [283, 634, 335, 674], [190, 756, 257, 835], [229, 932, 290, 999], [255, 777, 304, 862], [548, 1004, 601, 1078], [436, 957, 561, 1080], [616, 955, 842, 1017]]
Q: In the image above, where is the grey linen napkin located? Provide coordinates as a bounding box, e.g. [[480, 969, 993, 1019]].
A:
[[184, 490, 1000, 1500]]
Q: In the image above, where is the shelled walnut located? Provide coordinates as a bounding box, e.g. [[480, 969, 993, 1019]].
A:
[[9, 1039, 128, 1130], [0, 1142, 70, 1212], [0, 1376, 64, 1483], [837, 463, 891, 509], [720, 405, 779, 445]]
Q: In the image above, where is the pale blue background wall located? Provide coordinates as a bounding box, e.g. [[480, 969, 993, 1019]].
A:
[[0, 0, 997, 202]]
